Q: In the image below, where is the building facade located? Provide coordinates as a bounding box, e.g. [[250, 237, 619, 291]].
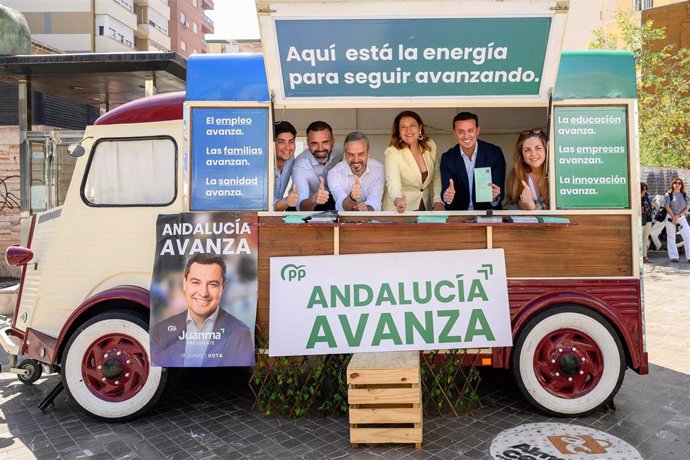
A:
[[2, 0, 173, 53], [168, 0, 214, 58]]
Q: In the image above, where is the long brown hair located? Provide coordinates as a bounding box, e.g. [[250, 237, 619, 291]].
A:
[[506, 129, 549, 206], [668, 177, 686, 195], [389, 110, 431, 152]]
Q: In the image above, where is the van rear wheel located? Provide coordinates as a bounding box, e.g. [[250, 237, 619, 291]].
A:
[[512, 305, 625, 417], [61, 311, 166, 421]]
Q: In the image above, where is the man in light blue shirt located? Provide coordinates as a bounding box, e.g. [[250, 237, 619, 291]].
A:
[[273, 121, 299, 211], [328, 132, 384, 211], [291, 121, 343, 211]]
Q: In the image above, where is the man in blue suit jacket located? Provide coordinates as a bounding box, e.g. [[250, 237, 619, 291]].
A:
[[440, 112, 506, 210], [151, 254, 254, 367]]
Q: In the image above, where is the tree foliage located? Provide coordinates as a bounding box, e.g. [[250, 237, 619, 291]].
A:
[[589, 12, 690, 168]]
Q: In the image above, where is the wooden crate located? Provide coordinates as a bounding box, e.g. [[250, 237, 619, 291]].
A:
[[347, 351, 422, 448]]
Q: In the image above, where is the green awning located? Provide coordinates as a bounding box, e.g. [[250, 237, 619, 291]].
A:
[[554, 51, 637, 100]]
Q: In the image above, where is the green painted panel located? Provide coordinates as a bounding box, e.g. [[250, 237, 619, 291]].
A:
[[554, 51, 637, 100]]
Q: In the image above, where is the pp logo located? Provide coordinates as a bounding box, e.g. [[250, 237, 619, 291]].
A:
[[280, 264, 306, 281], [167, 325, 177, 332]]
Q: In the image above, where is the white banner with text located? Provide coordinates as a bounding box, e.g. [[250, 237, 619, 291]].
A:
[[269, 249, 512, 356]]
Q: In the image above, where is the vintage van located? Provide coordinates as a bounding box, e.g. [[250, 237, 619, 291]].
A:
[[2, 0, 647, 421]]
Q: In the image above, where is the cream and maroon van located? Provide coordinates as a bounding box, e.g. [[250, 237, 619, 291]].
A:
[[2, 0, 647, 420]]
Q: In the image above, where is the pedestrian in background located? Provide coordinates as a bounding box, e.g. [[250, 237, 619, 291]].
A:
[[640, 182, 653, 263], [663, 177, 690, 263]]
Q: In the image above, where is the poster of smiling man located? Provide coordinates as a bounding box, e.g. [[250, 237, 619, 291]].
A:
[[150, 212, 258, 367]]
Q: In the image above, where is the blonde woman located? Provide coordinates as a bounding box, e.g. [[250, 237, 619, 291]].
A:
[[505, 128, 549, 210], [383, 111, 443, 212]]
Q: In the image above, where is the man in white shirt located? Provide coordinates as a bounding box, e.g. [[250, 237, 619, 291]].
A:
[[327, 132, 384, 211], [291, 121, 343, 211]]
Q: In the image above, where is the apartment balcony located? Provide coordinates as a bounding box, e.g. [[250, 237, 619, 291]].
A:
[[95, 35, 134, 52], [201, 0, 214, 10], [133, 0, 170, 19], [201, 13, 214, 34], [136, 23, 171, 50], [95, 0, 138, 29]]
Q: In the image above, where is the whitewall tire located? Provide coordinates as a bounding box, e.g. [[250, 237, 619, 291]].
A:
[[61, 311, 166, 421], [512, 305, 625, 417]]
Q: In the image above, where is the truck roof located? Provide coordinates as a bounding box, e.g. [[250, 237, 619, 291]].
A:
[[94, 91, 185, 125]]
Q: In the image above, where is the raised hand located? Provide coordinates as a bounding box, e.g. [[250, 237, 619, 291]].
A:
[[491, 182, 502, 201], [351, 175, 363, 202], [519, 180, 533, 204], [443, 178, 456, 204], [394, 194, 407, 213], [314, 177, 330, 204], [287, 184, 299, 208]]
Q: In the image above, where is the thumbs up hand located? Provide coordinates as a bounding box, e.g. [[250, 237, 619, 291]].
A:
[[350, 175, 363, 202], [443, 178, 456, 204], [314, 177, 330, 205], [394, 194, 407, 213], [287, 184, 299, 208], [519, 180, 533, 204]]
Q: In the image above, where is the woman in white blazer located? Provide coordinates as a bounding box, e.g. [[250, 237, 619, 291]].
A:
[[383, 111, 444, 212]]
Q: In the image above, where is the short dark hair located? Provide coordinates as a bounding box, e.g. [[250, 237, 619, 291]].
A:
[[184, 253, 227, 281], [452, 112, 479, 129], [274, 121, 296, 140], [306, 120, 333, 137], [344, 131, 370, 150], [640, 182, 648, 191]]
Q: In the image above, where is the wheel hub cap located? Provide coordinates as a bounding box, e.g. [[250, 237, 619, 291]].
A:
[[558, 354, 581, 375], [101, 358, 124, 379], [533, 328, 604, 399], [81, 333, 150, 402]]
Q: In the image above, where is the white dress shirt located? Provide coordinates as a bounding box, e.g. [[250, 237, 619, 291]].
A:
[[327, 159, 385, 211], [460, 144, 479, 211]]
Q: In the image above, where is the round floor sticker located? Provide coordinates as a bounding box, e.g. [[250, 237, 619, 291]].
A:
[[490, 422, 642, 459]]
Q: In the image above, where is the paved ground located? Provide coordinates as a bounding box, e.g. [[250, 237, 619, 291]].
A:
[[0, 250, 688, 460]]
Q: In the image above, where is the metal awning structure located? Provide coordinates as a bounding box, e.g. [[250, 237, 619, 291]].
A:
[[0, 52, 186, 108], [0, 51, 187, 215]]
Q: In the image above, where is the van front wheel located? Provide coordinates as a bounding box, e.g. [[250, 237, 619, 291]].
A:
[[512, 305, 625, 417], [61, 311, 166, 421]]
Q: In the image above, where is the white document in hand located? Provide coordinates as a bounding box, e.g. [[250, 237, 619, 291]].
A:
[[474, 167, 493, 202]]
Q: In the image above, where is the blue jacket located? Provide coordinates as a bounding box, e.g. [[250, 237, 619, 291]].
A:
[[440, 140, 506, 211], [151, 308, 254, 367]]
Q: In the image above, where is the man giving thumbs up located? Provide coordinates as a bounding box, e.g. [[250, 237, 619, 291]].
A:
[[327, 132, 385, 212]]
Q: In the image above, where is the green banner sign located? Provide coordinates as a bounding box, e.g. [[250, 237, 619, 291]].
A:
[[275, 18, 551, 97], [554, 106, 630, 209]]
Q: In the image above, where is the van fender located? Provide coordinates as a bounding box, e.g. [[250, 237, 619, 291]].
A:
[[50, 285, 151, 365], [494, 290, 641, 371]]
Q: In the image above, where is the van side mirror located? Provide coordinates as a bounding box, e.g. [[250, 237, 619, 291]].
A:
[[67, 144, 85, 157]]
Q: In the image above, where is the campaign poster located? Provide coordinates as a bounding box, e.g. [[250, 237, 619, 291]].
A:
[[190, 107, 268, 211], [150, 212, 258, 367]]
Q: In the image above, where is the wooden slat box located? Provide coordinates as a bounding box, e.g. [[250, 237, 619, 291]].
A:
[[347, 351, 422, 448]]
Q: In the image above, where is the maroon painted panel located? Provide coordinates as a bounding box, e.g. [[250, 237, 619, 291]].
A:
[[48, 286, 152, 365], [95, 92, 185, 125], [491, 279, 644, 372], [23, 328, 57, 363]]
